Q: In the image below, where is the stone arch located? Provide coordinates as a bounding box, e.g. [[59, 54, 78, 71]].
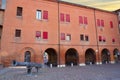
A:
[[20, 47, 35, 62], [44, 48, 58, 67], [65, 48, 79, 66], [85, 48, 96, 65], [101, 48, 110, 64], [113, 48, 120, 63]]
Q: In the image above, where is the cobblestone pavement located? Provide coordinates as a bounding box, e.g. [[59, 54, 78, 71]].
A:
[[0, 63, 120, 80]]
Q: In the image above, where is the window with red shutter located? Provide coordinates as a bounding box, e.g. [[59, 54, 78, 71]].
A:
[[36, 31, 41, 38], [66, 14, 70, 22], [101, 20, 104, 27], [99, 36, 102, 42], [79, 16, 83, 24], [97, 19, 100, 26], [84, 17, 88, 25], [60, 13, 64, 22], [103, 37, 106, 42], [110, 21, 113, 28], [112, 38, 115, 42], [43, 10, 48, 20], [61, 33, 65, 40], [43, 32, 48, 39]]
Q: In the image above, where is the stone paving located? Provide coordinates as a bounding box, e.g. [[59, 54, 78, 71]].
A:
[[0, 63, 120, 80]]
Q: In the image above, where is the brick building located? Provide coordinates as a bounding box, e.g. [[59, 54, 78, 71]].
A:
[[0, 0, 119, 67]]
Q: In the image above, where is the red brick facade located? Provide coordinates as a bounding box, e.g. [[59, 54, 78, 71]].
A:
[[0, 0, 119, 67]]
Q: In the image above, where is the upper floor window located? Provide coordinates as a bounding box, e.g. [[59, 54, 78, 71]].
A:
[[66, 34, 71, 41], [15, 29, 21, 37], [79, 16, 88, 25], [85, 35, 89, 41], [80, 34, 84, 41], [61, 33, 65, 40], [97, 19, 104, 27], [43, 32, 48, 39], [36, 10, 42, 20], [110, 21, 113, 28], [60, 13, 70, 23], [16, 7, 23, 17], [36, 31, 41, 38], [36, 10, 48, 20], [112, 38, 115, 43]]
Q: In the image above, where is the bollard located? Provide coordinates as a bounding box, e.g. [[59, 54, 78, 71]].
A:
[[71, 63, 73, 67], [90, 62, 92, 65], [106, 61, 107, 64], [50, 64, 52, 68]]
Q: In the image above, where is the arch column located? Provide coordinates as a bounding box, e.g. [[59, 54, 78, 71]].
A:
[[110, 50, 115, 64], [79, 54, 85, 66]]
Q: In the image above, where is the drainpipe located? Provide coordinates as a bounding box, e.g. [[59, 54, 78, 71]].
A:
[[94, 9, 100, 65], [57, 1, 60, 67]]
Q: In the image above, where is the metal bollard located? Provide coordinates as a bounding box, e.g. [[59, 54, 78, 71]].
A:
[[50, 64, 52, 68], [71, 63, 73, 67]]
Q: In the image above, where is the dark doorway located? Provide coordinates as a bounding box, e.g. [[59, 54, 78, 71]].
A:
[[24, 51, 31, 62], [101, 49, 110, 64], [65, 48, 79, 66], [44, 48, 57, 67], [85, 49, 96, 65], [113, 49, 120, 63]]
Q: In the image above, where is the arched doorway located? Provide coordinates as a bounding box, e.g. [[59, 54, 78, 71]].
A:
[[65, 48, 79, 66], [24, 51, 31, 62], [44, 48, 57, 67], [85, 49, 96, 65], [113, 49, 120, 63], [101, 49, 110, 64]]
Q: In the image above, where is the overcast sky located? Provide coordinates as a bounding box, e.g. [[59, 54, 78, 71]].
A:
[[62, 0, 120, 11]]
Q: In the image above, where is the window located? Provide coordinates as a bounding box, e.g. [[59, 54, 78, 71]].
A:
[[79, 16, 83, 24], [36, 10, 42, 20], [84, 17, 88, 25], [101, 20, 104, 27], [66, 14, 70, 22], [112, 38, 115, 43], [66, 34, 71, 41], [17, 7, 23, 16], [99, 36, 102, 42], [60, 13, 64, 22], [43, 10, 48, 20], [97, 19, 100, 26], [15, 29, 21, 37], [80, 34, 84, 41], [85, 35, 89, 41], [110, 21, 113, 28], [61, 33, 65, 40], [36, 31, 41, 38], [43, 32, 48, 39], [103, 37, 106, 42]]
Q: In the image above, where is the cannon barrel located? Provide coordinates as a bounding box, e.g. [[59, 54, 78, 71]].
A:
[[12, 60, 42, 68]]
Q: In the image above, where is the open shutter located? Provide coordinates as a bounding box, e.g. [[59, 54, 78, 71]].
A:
[[97, 19, 100, 26], [66, 14, 70, 22], [61, 33, 65, 40], [43, 10, 48, 20], [60, 13, 64, 22], [84, 17, 88, 25], [79, 16, 83, 24], [43, 32, 48, 39]]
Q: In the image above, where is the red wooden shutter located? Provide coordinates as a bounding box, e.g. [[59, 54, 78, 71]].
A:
[[60, 13, 64, 22], [66, 14, 70, 22], [99, 36, 102, 41], [97, 19, 100, 26], [112, 38, 115, 42], [79, 16, 83, 24], [61, 33, 65, 40], [103, 37, 106, 42], [36, 31, 41, 37], [43, 32, 48, 39], [43, 10, 48, 19], [84, 17, 88, 24], [101, 20, 104, 27], [110, 21, 113, 28]]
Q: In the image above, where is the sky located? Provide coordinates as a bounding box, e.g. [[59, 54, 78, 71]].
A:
[[62, 0, 120, 11]]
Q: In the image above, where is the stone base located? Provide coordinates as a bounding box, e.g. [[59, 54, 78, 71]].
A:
[[79, 63, 86, 66], [110, 61, 115, 64], [58, 65, 66, 68], [96, 62, 102, 65]]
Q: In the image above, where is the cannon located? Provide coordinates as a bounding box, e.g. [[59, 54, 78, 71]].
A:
[[12, 60, 43, 74]]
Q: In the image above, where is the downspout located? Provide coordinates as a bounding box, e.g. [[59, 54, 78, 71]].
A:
[[57, 0, 60, 67], [94, 9, 100, 65]]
